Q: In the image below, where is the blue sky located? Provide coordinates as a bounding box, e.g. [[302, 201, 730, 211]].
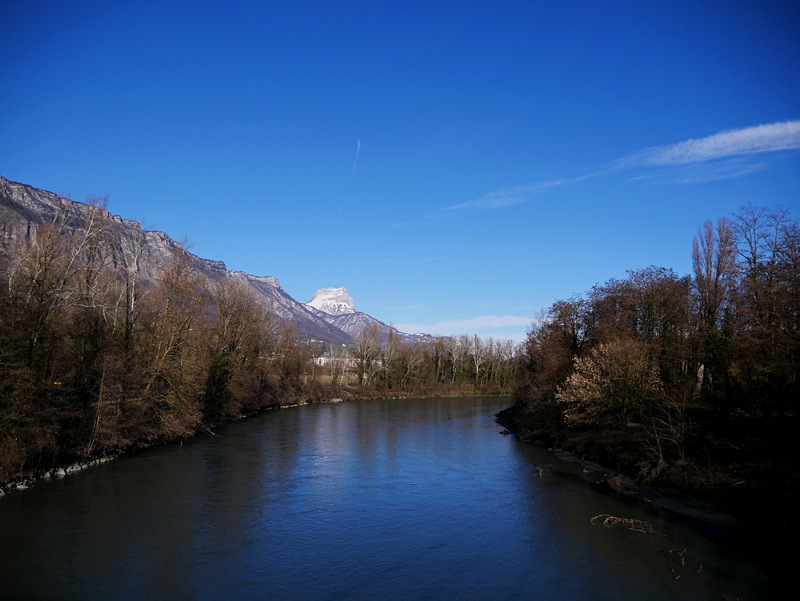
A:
[[2, 0, 799, 342]]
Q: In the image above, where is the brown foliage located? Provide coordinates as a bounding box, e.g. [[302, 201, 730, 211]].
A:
[[508, 204, 799, 524]]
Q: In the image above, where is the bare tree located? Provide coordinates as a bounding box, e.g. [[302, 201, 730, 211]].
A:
[[204, 277, 276, 417], [354, 323, 381, 387], [556, 337, 663, 427], [399, 343, 424, 391], [692, 218, 737, 332], [117, 225, 147, 352], [470, 335, 487, 386], [730, 205, 800, 411], [8, 198, 108, 366], [381, 326, 399, 389], [134, 257, 207, 438]]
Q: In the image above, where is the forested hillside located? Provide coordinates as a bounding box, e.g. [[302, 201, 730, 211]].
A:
[[501, 204, 799, 526]]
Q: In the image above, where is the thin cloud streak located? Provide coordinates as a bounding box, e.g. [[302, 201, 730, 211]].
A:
[[629, 157, 770, 185], [627, 120, 800, 167], [352, 138, 361, 173], [445, 180, 564, 211], [430, 120, 798, 221]]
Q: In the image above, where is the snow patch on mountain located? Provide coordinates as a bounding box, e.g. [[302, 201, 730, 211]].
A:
[[306, 287, 355, 316]]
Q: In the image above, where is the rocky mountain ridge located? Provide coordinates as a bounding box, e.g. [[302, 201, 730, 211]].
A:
[[304, 286, 431, 343], [306, 287, 355, 315], [0, 175, 426, 345]]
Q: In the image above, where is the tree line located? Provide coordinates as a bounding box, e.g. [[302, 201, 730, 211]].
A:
[[0, 199, 519, 484], [503, 204, 798, 517], [316, 327, 518, 395]]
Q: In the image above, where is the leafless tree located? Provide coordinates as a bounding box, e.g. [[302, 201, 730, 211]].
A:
[[354, 323, 381, 387], [556, 337, 663, 427], [692, 218, 737, 333]]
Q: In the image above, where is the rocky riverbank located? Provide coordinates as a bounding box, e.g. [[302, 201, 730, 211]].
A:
[[0, 456, 118, 498]]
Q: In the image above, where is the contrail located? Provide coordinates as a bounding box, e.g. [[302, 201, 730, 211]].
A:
[[352, 138, 361, 173]]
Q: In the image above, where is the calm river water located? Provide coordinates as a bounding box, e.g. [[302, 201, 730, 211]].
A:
[[0, 397, 780, 600]]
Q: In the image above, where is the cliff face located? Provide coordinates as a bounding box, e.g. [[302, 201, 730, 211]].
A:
[[2, 177, 235, 286], [0, 176, 415, 345], [306, 287, 356, 315], [237, 273, 352, 344]]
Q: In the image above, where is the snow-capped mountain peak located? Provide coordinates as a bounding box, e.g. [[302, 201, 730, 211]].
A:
[[305, 287, 355, 316]]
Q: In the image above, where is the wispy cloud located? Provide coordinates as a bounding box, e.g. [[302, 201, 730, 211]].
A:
[[608, 120, 800, 184], [352, 138, 361, 173], [439, 119, 799, 215], [445, 180, 564, 211], [628, 157, 770, 185], [631, 120, 800, 166]]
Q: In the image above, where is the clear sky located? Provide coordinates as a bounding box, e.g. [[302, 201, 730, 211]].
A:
[[2, 0, 799, 342]]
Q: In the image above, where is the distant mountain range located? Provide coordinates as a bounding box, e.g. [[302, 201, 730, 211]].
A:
[[0, 175, 429, 346]]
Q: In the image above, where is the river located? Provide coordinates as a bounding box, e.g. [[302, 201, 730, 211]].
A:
[[0, 397, 780, 600]]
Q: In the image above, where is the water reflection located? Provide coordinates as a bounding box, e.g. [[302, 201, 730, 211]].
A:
[[0, 397, 777, 600]]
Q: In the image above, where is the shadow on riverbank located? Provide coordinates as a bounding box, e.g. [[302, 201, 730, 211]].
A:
[[496, 402, 798, 582]]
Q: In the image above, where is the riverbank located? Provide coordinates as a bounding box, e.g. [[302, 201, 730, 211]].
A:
[[0, 400, 309, 498], [497, 403, 799, 546], [0, 390, 512, 498], [0, 385, 364, 496]]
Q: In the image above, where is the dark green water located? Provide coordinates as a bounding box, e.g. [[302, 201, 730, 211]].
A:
[[0, 397, 778, 599]]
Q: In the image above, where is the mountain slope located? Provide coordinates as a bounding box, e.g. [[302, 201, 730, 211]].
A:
[[0, 175, 423, 346], [305, 287, 432, 343], [238, 274, 352, 344]]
